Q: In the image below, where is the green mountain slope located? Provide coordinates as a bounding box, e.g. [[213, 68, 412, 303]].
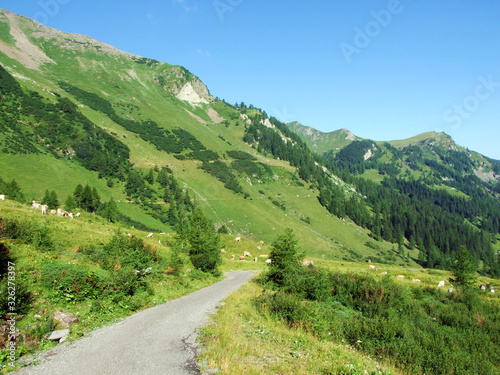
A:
[[286, 121, 361, 154], [0, 8, 499, 275], [0, 9, 406, 265]]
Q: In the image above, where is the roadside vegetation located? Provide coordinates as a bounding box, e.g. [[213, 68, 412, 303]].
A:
[[0, 198, 242, 372], [199, 229, 500, 375]]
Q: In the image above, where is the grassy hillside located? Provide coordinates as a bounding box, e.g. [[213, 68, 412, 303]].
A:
[[0, 8, 416, 266]]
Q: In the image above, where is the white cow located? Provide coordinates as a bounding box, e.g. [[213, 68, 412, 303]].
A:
[[244, 251, 252, 257], [147, 233, 153, 238], [40, 205, 48, 215], [0, 194, 5, 200], [438, 280, 445, 288], [265, 259, 272, 264], [234, 237, 241, 242]]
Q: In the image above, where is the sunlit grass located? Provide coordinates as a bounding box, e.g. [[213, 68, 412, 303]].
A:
[[198, 280, 399, 375]]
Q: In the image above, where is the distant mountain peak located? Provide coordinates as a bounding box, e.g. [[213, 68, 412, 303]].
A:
[[340, 128, 357, 141], [285, 122, 361, 154], [0, 8, 136, 69], [0, 9, 56, 71], [387, 131, 458, 152]]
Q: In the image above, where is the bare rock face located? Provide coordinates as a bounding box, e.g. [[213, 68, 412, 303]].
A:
[[53, 310, 79, 329], [176, 78, 214, 105], [0, 9, 55, 71]]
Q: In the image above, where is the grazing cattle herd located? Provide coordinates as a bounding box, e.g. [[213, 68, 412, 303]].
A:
[[30, 200, 79, 219], [1, 196, 497, 293]]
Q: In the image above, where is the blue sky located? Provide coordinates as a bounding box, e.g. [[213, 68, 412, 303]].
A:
[[3, 0, 500, 159]]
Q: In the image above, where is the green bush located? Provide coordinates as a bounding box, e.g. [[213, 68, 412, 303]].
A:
[[41, 263, 106, 302], [200, 161, 243, 195], [0, 217, 54, 250], [109, 268, 147, 297], [80, 233, 159, 271], [226, 150, 256, 160]]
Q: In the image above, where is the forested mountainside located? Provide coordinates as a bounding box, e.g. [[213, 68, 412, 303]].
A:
[[0, 8, 499, 275]]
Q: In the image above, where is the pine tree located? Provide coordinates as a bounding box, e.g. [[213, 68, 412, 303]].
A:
[[157, 169, 168, 187], [73, 184, 83, 207], [145, 168, 155, 185], [49, 190, 59, 209], [168, 204, 178, 227], [418, 246, 427, 266], [187, 206, 220, 273], [91, 187, 101, 212], [42, 190, 59, 209], [103, 199, 118, 222], [80, 184, 93, 211], [266, 228, 304, 287], [398, 236, 405, 259], [175, 206, 190, 250], [6, 179, 25, 203], [41, 189, 51, 207], [449, 246, 477, 291], [64, 195, 77, 212], [409, 234, 416, 250]]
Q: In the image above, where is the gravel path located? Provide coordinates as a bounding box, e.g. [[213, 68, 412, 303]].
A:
[[14, 271, 257, 375]]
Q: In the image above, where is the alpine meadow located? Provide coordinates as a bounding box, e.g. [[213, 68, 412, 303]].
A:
[[0, 8, 499, 375]]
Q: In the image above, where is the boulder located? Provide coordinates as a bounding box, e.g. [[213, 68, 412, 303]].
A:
[[53, 310, 79, 329], [46, 329, 69, 342]]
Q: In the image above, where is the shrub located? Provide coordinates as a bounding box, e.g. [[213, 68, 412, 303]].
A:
[[108, 268, 146, 296], [200, 161, 243, 194], [41, 263, 105, 302], [226, 150, 256, 160], [0, 218, 54, 250], [257, 267, 500, 375], [167, 242, 184, 277], [81, 233, 159, 271]]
